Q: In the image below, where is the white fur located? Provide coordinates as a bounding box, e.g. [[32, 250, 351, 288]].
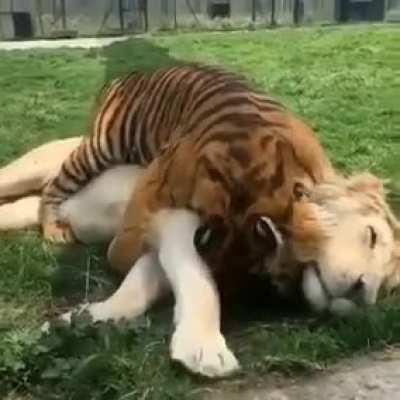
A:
[[302, 267, 329, 312], [60, 165, 142, 243], [302, 267, 359, 316], [301, 213, 394, 316], [152, 209, 240, 377], [0, 137, 81, 200], [0, 196, 40, 230], [329, 298, 358, 317], [51, 207, 239, 377], [58, 253, 168, 325]]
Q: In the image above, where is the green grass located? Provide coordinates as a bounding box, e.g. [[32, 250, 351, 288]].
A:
[[0, 24, 399, 399]]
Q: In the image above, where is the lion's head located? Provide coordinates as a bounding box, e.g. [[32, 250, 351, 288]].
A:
[[270, 173, 400, 316]]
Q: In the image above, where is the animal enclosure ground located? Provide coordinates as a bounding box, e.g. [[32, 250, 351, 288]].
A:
[[0, 24, 399, 400]]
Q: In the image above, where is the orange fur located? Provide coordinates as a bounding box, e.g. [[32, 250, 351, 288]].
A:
[[108, 118, 333, 276]]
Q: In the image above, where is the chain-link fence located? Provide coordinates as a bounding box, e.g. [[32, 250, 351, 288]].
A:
[[0, 0, 147, 39], [0, 1, 397, 40]]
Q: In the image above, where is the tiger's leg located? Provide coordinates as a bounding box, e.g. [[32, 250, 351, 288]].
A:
[[0, 137, 82, 202], [57, 253, 169, 325], [0, 196, 41, 230], [155, 209, 240, 378], [107, 138, 229, 276]]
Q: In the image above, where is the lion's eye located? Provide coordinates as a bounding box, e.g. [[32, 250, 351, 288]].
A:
[[367, 225, 377, 249]]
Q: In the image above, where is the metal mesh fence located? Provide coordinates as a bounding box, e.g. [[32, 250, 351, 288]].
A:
[[0, 0, 147, 39], [387, 0, 400, 21], [0, 1, 396, 41]]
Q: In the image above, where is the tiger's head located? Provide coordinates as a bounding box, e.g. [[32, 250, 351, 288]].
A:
[[188, 127, 316, 300], [270, 173, 400, 316], [195, 172, 400, 315]]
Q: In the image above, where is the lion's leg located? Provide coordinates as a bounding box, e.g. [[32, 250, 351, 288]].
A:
[[60, 165, 142, 244], [58, 253, 169, 325], [0, 137, 81, 201], [106, 166, 162, 275], [0, 196, 41, 230], [155, 209, 240, 378]]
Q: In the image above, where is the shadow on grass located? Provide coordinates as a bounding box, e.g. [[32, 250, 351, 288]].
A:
[[84, 37, 183, 88], [102, 37, 182, 81]]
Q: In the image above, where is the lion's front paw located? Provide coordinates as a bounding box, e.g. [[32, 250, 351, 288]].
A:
[[43, 221, 76, 244], [170, 324, 240, 378]]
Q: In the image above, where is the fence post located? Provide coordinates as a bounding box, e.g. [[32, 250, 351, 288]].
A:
[[294, 0, 300, 24], [271, 0, 276, 26], [118, 0, 125, 32], [60, 0, 66, 30], [252, 0, 256, 22], [174, 0, 177, 29], [144, 0, 148, 32]]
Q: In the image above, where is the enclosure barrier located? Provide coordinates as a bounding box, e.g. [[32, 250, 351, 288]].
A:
[[0, 0, 398, 41]]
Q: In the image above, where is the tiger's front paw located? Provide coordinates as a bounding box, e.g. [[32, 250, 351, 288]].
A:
[[170, 323, 240, 378], [43, 221, 76, 244]]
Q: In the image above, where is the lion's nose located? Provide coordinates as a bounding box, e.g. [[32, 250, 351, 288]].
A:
[[351, 275, 365, 293], [346, 275, 368, 305]]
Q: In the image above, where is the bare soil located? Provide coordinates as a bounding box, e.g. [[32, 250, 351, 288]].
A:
[[207, 349, 400, 400]]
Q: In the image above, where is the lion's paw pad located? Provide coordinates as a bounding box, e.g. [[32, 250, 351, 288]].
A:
[[171, 326, 240, 378]]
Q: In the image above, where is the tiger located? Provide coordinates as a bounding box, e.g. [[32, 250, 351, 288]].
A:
[[40, 65, 334, 255], [37, 65, 336, 377]]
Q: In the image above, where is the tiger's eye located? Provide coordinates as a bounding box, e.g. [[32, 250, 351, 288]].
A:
[[293, 182, 310, 200]]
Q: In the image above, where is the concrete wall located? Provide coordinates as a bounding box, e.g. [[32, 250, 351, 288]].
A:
[[0, 0, 394, 40], [386, 0, 400, 21], [147, 0, 175, 29], [302, 0, 336, 23], [230, 0, 251, 16], [254, 0, 274, 23], [275, 0, 295, 24]]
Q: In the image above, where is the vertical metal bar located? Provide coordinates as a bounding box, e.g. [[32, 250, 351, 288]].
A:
[[271, 0, 276, 26], [293, 0, 300, 24], [252, 0, 256, 22], [36, 0, 44, 35], [119, 0, 125, 32], [174, 0, 177, 29], [185, 0, 201, 25], [144, 0, 148, 32], [60, 0, 66, 30]]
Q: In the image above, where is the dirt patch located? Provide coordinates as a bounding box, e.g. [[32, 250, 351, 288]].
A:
[[0, 36, 130, 50], [207, 349, 400, 400]]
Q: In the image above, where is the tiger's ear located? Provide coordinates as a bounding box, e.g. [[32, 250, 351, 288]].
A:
[[346, 173, 385, 196]]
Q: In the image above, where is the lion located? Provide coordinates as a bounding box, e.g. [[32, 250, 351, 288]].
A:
[[1, 137, 399, 311], [0, 137, 399, 376]]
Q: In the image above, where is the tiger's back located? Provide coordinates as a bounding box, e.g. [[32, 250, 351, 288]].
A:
[[40, 65, 334, 244]]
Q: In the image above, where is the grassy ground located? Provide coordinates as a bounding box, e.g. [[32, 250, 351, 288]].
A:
[[0, 24, 399, 399]]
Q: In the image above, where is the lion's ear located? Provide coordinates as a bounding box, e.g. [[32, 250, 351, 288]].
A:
[[346, 173, 385, 196]]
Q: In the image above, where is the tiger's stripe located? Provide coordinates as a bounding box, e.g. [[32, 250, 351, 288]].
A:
[[40, 65, 333, 242]]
